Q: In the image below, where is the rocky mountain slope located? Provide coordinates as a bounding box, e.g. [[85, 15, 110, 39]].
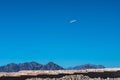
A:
[[0, 62, 64, 72]]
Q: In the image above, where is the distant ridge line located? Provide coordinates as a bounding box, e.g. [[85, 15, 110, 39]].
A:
[[0, 61, 105, 72]]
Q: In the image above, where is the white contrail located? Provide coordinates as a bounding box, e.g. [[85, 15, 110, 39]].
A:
[[69, 19, 77, 23]]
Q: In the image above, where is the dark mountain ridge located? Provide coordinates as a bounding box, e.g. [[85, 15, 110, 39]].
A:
[[0, 62, 64, 72], [0, 62, 105, 72]]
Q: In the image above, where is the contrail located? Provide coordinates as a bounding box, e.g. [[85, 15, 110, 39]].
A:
[[69, 19, 77, 23]]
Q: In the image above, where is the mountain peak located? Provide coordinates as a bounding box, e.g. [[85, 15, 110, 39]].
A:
[[42, 62, 64, 70], [47, 62, 56, 65]]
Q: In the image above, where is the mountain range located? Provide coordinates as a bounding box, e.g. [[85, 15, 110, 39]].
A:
[[0, 62, 105, 72]]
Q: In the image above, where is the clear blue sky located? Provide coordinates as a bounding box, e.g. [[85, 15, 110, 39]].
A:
[[0, 0, 120, 68]]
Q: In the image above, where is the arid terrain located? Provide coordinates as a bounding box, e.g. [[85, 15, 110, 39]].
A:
[[0, 68, 120, 80]]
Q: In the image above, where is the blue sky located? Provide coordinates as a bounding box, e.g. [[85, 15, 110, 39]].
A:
[[0, 0, 120, 67]]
